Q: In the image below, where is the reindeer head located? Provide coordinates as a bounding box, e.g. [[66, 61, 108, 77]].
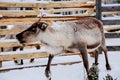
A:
[[16, 17, 49, 45]]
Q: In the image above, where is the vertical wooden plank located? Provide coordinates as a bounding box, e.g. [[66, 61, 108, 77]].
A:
[[96, 0, 102, 54], [96, 0, 102, 20]]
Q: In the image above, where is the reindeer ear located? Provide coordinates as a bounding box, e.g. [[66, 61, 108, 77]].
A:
[[38, 22, 48, 31]]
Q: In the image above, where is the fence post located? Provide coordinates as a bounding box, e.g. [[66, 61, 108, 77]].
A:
[[96, 0, 102, 54], [96, 0, 102, 20]]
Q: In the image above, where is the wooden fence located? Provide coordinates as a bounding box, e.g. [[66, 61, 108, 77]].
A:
[[96, 0, 120, 25], [0, 0, 120, 70], [0, 0, 95, 69]]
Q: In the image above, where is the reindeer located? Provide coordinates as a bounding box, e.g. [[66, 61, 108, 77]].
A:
[[16, 17, 111, 79]]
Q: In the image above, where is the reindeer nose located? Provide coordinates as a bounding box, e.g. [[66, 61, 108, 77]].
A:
[[16, 33, 26, 44]]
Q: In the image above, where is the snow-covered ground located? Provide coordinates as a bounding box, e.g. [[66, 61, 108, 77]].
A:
[[0, 51, 120, 80]]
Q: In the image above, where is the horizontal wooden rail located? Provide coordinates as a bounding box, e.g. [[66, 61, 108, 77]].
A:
[[104, 26, 120, 32], [0, 16, 93, 26], [37, 2, 95, 8], [0, 39, 41, 47], [0, 52, 48, 61], [0, 5, 95, 17], [105, 32, 120, 38], [102, 20, 120, 25], [102, 11, 120, 15], [0, 29, 25, 35], [0, 50, 81, 67], [0, 8, 94, 17], [0, 2, 36, 8], [0, 39, 21, 47], [0, 51, 80, 61], [102, 6, 120, 12], [45, 8, 93, 14], [0, 10, 38, 17], [0, 1, 95, 8]]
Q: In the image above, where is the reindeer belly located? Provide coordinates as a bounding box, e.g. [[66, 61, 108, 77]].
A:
[[75, 27, 102, 52], [87, 42, 101, 52]]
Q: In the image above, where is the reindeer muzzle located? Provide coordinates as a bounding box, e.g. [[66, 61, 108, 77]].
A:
[[16, 33, 26, 44]]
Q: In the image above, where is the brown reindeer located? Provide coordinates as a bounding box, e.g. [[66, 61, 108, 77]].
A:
[[16, 17, 111, 80]]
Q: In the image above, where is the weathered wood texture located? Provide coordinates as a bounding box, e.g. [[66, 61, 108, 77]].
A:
[[0, 16, 93, 26], [0, 1, 94, 26], [102, 6, 120, 12], [96, 0, 102, 20], [104, 26, 120, 32], [0, 61, 82, 72], [96, 0, 120, 25], [0, 29, 25, 35], [102, 20, 120, 25], [0, 1, 95, 17], [105, 32, 120, 38], [0, 40, 41, 48], [0, 11, 38, 17], [45, 8, 93, 14], [0, 51, 80, 62], [0, 1, 94, 8], [102, 11, 120, 14]]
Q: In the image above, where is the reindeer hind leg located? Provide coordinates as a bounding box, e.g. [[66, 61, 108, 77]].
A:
[[101, 44, 111, 70]]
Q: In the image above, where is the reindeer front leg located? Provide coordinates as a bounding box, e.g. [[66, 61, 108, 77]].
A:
[[45, 54, 54, 80], [44, 46, 64, 80], [80, 48, 89, 74]]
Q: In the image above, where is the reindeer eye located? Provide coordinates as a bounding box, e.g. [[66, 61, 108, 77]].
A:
[[31, 27, 36, 33], [39, 23, 48, 31], [38, 22, 48, 31], [42, 24, 47, 28]]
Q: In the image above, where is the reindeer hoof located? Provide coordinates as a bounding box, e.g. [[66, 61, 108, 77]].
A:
[[106, 64, 111, 70], [45, 70, 51, 80]]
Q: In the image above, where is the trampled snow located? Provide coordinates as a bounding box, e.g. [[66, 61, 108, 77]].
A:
[[0, 50, 120, 80]]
